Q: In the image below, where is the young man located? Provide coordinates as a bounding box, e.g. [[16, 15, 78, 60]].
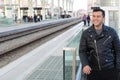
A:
[[79, 8, 120, 80]]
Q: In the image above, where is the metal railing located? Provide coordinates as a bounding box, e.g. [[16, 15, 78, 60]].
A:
[[62, 22, 84, 80], [63, 47, 76, 80], [76, 63, 82, 80]]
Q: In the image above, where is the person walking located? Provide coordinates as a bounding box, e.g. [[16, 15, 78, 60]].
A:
[[34, 14, 37, 22], [87, 14, 90, 26], [82, 14, 87, 26], [15, 14, 17, 23], [79, 8, 120, 80]]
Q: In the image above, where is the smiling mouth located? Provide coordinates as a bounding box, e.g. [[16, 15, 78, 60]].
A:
[[94, 22, 98, 24]]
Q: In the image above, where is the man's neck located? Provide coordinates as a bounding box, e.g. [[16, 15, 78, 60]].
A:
[[94, 24, 103, 30]]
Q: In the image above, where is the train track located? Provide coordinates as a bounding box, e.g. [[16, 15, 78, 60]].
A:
[[0, 19, 81, 68]]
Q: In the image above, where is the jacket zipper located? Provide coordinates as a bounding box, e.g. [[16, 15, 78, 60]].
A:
[[94, 40, 101, 70], [103, 36, 111, 45]]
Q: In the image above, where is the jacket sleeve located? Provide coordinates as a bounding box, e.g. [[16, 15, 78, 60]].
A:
[[112, 30, 120, 70], [79, 31, 89, 68]]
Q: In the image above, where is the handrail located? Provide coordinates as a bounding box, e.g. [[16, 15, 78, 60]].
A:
[[63, 47, 83, 80], [63, 22, 84, 80], [76, 63, 82, 80], [63, 47, 76, 80], [118, 29, 120, 38]]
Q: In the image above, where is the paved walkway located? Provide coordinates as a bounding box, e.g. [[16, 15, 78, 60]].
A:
[[0, 20, 50, 33], [0, 18, 73, 33]]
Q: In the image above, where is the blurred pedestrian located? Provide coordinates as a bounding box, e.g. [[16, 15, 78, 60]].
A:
[[37, 14, 40, 22], [34, 14, 37, 22], [82, 14, 87, 26], [15, 14, 17, 23], [87, 14, 90, 26]]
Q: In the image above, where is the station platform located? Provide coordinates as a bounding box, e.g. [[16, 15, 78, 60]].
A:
[[0, 22, 83, 80], [0, 19, 119, 80], [0, 19, 59, 33], [0, 18, 79, 33], [0, 22, 44, 33]]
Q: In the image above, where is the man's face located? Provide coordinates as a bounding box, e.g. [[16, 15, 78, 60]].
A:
[[92, 11, 105, 27]]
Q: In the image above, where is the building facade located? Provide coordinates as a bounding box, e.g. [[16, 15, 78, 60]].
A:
[[0, 0, 74, 21], [87, 0, 120, 31]]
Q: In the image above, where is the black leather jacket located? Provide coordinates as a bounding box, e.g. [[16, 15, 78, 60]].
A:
[[79, 24, 120, 70]]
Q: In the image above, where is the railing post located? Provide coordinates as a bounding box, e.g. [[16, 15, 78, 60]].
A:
[[63, 50, 65, 80], [72, 48, 76, 80], [63, 47, 76, 80]]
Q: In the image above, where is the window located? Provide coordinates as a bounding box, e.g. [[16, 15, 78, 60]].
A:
[[100, 0, 118, 6]]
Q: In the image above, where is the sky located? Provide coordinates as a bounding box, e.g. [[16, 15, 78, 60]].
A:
[[73, 0, 87, 11]]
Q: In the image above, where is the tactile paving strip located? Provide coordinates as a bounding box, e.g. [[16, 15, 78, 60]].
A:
[[26, 56, 63, 80]]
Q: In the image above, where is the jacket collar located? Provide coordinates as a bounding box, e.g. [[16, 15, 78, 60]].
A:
[[88, 24, 108, 32], [88, 24, 108, 39]]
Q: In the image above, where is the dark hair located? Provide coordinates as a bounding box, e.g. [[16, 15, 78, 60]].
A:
[[93, 8, 105, 17]]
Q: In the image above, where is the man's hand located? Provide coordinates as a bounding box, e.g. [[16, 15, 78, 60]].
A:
[[83, 65, 92, 75]]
